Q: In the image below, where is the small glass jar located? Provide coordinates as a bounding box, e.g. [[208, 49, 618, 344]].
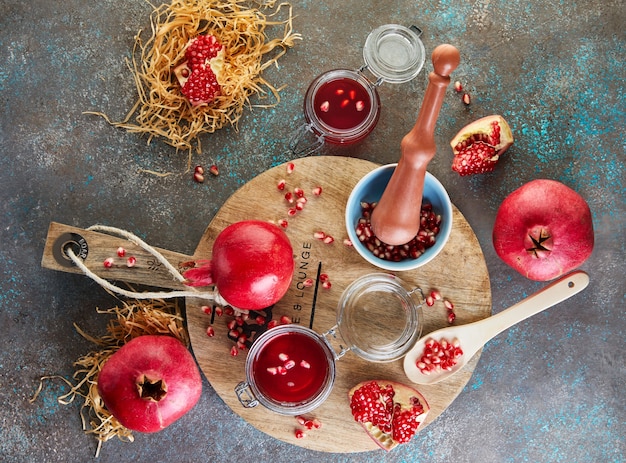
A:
[[236, 273, 424, 415], [291, 24, 426, 153]]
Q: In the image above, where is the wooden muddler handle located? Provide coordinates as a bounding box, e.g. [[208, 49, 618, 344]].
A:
[[370, 44, 460, 245]]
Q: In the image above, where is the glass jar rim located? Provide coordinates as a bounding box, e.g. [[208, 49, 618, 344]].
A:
[[336, 273, 423, 362], [362, 24, 426, 84]]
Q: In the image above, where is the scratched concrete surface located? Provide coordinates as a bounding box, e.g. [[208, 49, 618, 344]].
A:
[[1, 0, 624, 462]]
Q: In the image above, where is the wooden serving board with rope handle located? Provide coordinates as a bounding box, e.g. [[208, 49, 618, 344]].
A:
[[41, 156, 491, 453]]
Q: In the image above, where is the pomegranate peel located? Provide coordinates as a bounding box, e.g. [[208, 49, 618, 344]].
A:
[[348, 380, 429, 451], [492, 179, 594, 281], [450, 115, 514, 175]]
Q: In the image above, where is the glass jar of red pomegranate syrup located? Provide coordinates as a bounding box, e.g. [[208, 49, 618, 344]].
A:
[[290, 24, 426, 154], [235, 273, 424, 415]]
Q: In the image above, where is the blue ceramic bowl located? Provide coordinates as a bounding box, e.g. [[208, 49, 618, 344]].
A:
[[345, 164, 453, 271]]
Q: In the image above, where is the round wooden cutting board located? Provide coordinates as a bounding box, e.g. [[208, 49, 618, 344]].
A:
[[186, 156, 492, 453]]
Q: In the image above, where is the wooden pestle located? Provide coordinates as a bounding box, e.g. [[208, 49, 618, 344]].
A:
[[370, 44, 460, 245]]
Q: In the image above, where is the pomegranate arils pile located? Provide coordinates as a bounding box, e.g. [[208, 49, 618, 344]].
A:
[[415, 337, 463, 375], [355, 202, 442, 261], [175, 35, 224, 106]]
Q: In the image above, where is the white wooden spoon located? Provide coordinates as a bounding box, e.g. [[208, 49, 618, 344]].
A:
[[403, 270, 590, 385]]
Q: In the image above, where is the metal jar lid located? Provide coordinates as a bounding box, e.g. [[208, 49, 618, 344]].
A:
[[362, 24, 426, 85]]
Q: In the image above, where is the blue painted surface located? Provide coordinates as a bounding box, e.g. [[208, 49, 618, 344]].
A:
[[1, 0, 624, 462]]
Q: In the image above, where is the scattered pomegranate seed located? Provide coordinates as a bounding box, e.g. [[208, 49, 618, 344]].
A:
[[349, 90, 356, 99], [312, 186, 322, 196], [340, 99, 350, 108], [303, 278, 314, 287], [230, 346, 239, 356], [228, 329, 240, 339], [224, 307, 235, 316], [126, 256, 137, 268], [202, 306, 212, 315], [343, 238, 353, 246], [431, 290, 442, 301], [280, 315, 292, 325], [267, 320, 278, 329], [313, 231, 326, 240], [294, 429, 306, 439], [295, 201, 305, 211], [267, 366, 278, 375], [335, 89, 344, 95], [193, 172, 205, 183], [448, 312, 456, 324], [255, 315, 266, 325], [284, 192, 294, 203], [278, 219, 288, 229], [322, 280, 332, 290], [103, 257, 114, 268], [320, 101, 330, 112], [227, 319, 237, 330], [277, 179, 286, 190], [194, 165, 204, 175], [322, 235, 335, 244], [287, 207, 298, 216], [116, 247, 126, 257], [238, 334, 248, 344], [286, 162, 295, 174], [319, 273, 329, 282], [277, 365, 287, 375], [444, 299, 454, 310], [426, 296, 435, 306], [209, 164, 219, 176], [454, 81, 463, 92], [206, 326, 215, 337], [279, 353, 289, 361], [355, 100, 365, 111], [463, 93, 471, 105], [294, 187, 305, 198], [296, 196, 307, 205], [300, 360, 311, 369], [214, 307, 223, 316], [296, 415, 322, 430], [284, 359, 296, 370]]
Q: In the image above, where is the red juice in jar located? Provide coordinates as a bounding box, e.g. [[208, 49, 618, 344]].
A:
[[313, 77, 372, 130], [252, 330, 330, 403]]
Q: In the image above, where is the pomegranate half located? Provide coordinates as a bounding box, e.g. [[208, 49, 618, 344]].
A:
[[450, 115, 514, 175], [97, 335, 202, 433], [349, 380, 430, 451], [492, 179, 594, 281], [184, 220, 295, 310]]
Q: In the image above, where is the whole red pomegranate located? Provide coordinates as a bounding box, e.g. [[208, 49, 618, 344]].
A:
[[349, 380, 430, 451], [97, 335, 202, 433], [183, 220, 295, 310], [492, 179, 594, 281]]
